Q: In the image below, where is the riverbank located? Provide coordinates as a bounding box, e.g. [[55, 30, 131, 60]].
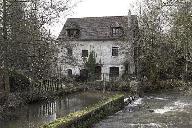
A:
[[0, 91, 112, 128], [2, 79, 192, 127], [41, 93, 124, 128], [139, 79, 192, 94], [0, 85, 88, 121], [25, 85, 88, 103]]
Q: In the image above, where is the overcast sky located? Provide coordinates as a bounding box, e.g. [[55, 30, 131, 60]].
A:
[[72, 0, 137, 17], [51, 0, 138, 37]]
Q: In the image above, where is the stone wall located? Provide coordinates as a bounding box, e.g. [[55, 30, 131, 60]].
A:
[[41, 94, 124, 128], [58, 40, 135, 81]]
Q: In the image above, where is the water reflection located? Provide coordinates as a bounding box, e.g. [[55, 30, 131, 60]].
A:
[[0, 92, 103, 128]]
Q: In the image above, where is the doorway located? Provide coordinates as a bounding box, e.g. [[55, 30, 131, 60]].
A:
[[95, 66, 102, 80]]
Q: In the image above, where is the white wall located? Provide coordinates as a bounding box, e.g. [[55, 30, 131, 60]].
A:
[[58, 40, 135, 81]]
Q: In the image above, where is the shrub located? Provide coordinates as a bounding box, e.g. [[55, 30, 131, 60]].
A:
[[9, 70, 30, 93]]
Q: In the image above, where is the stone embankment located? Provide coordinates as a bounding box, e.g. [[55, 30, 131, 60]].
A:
[[41, 94, 125, 128]]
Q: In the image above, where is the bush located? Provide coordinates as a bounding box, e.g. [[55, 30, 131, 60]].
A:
[[9, 70, 30, 93], [142, 80, 190, 92]]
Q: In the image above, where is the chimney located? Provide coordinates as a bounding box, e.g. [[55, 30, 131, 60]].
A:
[[128, 10, 132, 28]]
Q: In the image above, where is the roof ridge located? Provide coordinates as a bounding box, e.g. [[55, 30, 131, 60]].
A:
[[59, 15, 138, 41], [67, 15, 128, 19]]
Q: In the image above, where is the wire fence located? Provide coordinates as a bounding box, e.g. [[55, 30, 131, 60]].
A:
[[29, 79, 63, 94]]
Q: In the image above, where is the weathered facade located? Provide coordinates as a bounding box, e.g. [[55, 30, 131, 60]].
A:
[[58, 11, 139, 81]]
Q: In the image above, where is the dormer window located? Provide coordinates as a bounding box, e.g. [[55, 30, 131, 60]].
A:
[[111, 27, 123, 37], [67, 48, 72, 56], [67, 29, 80, 38]]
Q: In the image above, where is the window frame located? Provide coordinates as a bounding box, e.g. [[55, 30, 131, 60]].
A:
[[111, 27, 123, 37], [112, 47, 119, 56], [67, 69, 72, 77], [109, 67, 119, 78], [82, 50, 88, 57], [67, 48, 73, 56]]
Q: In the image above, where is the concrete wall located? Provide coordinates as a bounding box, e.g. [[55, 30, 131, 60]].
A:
[[58, 40, 135, 81]]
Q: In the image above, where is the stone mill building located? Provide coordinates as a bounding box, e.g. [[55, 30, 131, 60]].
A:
[[57, 11, 139, 81]]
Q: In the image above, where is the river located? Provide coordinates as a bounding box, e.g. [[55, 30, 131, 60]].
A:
[[0, 91, 108, 128], [94, 91, 192, 128], [2, 91, 192, 128]]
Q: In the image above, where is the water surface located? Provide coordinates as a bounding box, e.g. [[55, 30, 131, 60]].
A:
[[0, 91, 107, 128], [94, 91, 192, 128]]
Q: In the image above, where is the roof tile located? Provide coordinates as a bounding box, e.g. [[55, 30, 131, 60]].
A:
[[58, 15, 138, 41]]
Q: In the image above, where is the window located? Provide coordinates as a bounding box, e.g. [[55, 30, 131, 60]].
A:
[[67, 29, 80, 38], [67, 69, 72, 77], [80, 69, 88, 81], [112, 47, 119, 56], [109, 67, 119, 77], [125, 62, 130, 74], [67, 48, 72, 56], [111, 27, 123, 37], [82, 50, 88, 57]]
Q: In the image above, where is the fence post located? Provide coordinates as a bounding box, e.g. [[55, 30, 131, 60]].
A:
[[60, 81, 62, 90], [55, 80, 57, 91], [50, 79, 52, 91], [56, 80, 59, 91], [29, 81, 33, 97], [46, 80, 48, 91], [54, 80, 56, 91], [42, 81, 44, 92], [38, 82, 40, 94], [40, 81, 42, 93], [51, 80, 53, 91], [103, 73, 106, 93], [51, 79, 55, 91], [50, 80, 52, 91], [48, 80, 50, 91], [53, 79, 55, 91]]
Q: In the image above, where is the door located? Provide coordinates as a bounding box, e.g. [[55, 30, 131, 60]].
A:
[[95, 66, 102, 80]]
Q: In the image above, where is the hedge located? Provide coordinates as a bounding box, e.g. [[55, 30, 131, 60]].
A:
[[41, 94, 124, 128]]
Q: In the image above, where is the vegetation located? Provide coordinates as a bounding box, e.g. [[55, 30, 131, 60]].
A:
[[84, 51, 97, 81], [0, 0, 76, 80], [136, 0, 192, 85], [0, 0, 191, 90], [1, 0, 192, 127], [0, 0, 79, 115], [9, 70, 30, 93]]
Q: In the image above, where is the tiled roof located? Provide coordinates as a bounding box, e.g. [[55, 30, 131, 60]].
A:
[[58, 15, 138, 41]]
